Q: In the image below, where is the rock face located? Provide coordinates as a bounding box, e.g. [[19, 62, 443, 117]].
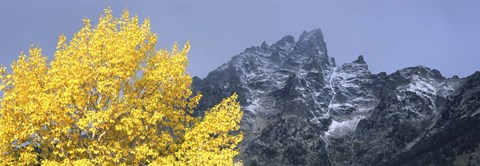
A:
[[192, 29, 480, 166]]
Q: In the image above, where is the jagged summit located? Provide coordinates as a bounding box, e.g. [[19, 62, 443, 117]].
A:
[[289, 29, 329, 64], [239, 28, 327, 61], [394, 65, 445, 80], [298, 28, 325, 43], [214, 28, 333, 75], [260, 41, 268, 50], [270, 35, 295, 53], [353, 55, 366, 64], [192, 28, 477, 166]]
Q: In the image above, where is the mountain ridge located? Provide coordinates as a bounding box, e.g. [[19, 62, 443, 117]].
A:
[[192, 29, 480, 165]]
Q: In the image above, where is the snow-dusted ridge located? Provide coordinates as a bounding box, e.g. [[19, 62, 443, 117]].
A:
[[192, 29, 471, 166]]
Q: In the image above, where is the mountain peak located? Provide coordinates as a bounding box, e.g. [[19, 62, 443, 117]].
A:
[[299, 28, 324, 41], [353, 55, 366, 64], [395, 65, 445, 80], [288, 28, 330, 66], [260, 41, 268, 50], [270, 35, 295, 52], [297, 29, 326, 52], [279, 35, 295, 44]]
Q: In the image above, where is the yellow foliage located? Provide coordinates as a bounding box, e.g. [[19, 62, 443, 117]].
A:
[[0, 8, 243, 165]]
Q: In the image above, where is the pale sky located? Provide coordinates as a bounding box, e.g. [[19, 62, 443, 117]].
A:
[[0, 1, 479, 78]]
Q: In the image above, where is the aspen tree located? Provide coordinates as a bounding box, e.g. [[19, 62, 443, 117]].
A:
[[0, 8, 243, 165]]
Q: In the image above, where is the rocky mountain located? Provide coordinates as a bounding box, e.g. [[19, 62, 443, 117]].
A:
[[192, 29, 480, 166]]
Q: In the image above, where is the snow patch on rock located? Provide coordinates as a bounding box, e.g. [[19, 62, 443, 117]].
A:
[[325, 116, 365, 137]]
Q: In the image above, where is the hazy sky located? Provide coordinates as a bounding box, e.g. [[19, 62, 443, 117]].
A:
[[0, 1, 479, 78]]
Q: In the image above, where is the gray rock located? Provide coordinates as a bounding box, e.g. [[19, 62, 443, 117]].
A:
[[192, 29, 479, 166]]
